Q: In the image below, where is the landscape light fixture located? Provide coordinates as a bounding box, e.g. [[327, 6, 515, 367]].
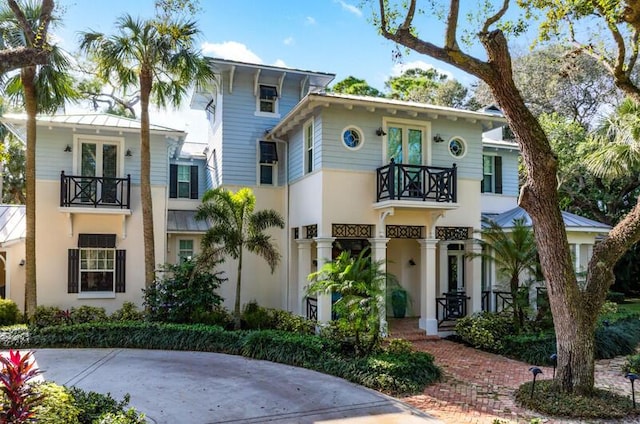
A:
[[627, 373, 638, 408], [529, 367, 543, 398]]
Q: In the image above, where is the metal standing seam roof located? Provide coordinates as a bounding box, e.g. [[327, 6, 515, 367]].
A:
[[0, 205, 26, 245], [166, 210, 210, 233], [0, 113, 186, 136], [482, 206, 611, 233]]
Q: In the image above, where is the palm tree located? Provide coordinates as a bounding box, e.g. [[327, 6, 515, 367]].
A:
[[79, 15, 214, 288], [308, 247, 390, 355], [584, 98, 640, 180], [471, 217, 539, 329], [0, 0, 77, 318], [195, 188, 285, 329]]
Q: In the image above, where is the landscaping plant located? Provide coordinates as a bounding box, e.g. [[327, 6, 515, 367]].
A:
[[0, 350, 42, 423]]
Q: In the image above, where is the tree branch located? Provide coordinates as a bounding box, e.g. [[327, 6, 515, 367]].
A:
[[481, 0, 510, 34], [0, 47, 50, 75], [7, 0, 35, 45], [400, 0, 416, 30], [445, 0, 459, 50]]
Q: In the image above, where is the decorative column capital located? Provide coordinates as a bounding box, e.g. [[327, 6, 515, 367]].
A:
[[368, 237, 390, 246], [314, 237, 335, 248], [417, 238, 439, 249], [295, 238, 314, 247]]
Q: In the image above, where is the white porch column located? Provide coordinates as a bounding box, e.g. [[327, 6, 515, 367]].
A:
[[314, 237, 335, 323], [575, 243, 582, 273], [417, 238, 439, 335], [438, 241, 449, 295], [369, 237, 390, 335], [466, 239, 483, 314], [296, 239, 313, 316]]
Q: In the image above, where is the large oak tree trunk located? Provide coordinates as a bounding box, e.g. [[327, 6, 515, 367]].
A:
[[140, 71, 155, 287], [23, 66, 37, 319]]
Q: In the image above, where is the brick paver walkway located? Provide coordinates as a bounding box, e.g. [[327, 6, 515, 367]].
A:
[[389, 318, 638, 424]]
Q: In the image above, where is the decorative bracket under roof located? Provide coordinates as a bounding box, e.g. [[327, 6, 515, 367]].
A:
[[253, 69, 261, 96], [300, 76, 309, 99], [228, 65, 236, 94], [278, 72, 286, 98], [378, 207, 395, 238]]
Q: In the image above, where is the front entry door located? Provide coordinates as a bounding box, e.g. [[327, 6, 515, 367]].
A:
[[447, 244, 465, 292]]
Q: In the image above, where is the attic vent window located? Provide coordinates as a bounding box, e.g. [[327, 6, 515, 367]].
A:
[[259, 141, 278, 163], [259, 85, 278, 113]]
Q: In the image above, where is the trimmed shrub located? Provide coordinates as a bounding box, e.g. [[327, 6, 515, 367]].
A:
[[71, 306, 108, 324], [269, 309, 315, 335], [110, 302, 144, 322], [32, 306, 66, 328], [31, 382, 80, 424], [385, 338, 413, 355], [68, 388, 145, 424], [241, 301, 272, 330], [0, 299, 20, 326], [500, 332, 556, 365], [454, 312, 514, 351]]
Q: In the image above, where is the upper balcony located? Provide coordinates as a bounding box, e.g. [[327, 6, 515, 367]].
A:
[[60, 171, 131, 211], [375, 159, 457, 209]]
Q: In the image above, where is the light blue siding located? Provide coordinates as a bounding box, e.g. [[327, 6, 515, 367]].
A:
[[497, 149, 519, 196], [35, 126, 169, 185], [219, 70, 298, 186], [288, 124, 304, 181]]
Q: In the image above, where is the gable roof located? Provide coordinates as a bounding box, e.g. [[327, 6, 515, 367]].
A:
[[482, 206, 610, 234], [268, 92, 507, 138], [0, 113, 186, 138], [0, 205, 25, 246]]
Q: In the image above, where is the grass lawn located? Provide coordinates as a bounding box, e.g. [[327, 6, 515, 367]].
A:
[[618, 298, 640, 314]]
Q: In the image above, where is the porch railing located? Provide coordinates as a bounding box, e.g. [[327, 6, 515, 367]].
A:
[[436, 292, 469, 324], [376, 159, 457, 202], [481, 290, 491, 312], [494, 291, 513, 313], [306, 297, 318, 321], [60, 171, 131, 209]]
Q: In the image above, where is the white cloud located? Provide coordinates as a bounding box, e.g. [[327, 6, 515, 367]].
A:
[[283, 37, 294, 46], [273, 59, 289, 68], [200, 41, 263, 64], [336, 0, 362, 17], [390, 60, 454, 80], [305, 16, 316, 25]]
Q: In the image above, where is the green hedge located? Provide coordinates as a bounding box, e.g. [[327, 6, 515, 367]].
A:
[[0, 322, 440, 396]]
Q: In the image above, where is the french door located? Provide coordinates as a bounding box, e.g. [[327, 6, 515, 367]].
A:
[[80, 140, 119, 204]]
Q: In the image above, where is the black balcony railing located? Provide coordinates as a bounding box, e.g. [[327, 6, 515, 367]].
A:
[[60, 171, 131, 209], [306, 297, 318, 321], [376, 159, 457, 202]]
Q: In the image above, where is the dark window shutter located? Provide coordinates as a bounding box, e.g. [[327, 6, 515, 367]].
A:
[[480, 177, 485, 193], [190, 165, 198, 199], [494, 156, 503, 194], [169, 164, 178, 198], [68, 249, 79, 293], [115, 250, 126, 293]]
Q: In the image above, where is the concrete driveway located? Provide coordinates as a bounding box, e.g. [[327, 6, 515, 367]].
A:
[[28, 348, 441, 424]]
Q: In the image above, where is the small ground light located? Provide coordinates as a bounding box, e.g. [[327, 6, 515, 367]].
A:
[[550, 353, 557, 379], [529, 367, 543, 398], [626, 373, 638, 408]]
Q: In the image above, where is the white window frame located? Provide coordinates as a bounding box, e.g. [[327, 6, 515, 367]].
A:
[[73, 134, 125, 177], [447, 136, 468, 159], [177, 164, 192, 199], [78, 248, 116, 298], [177, 239, 194, 263], [341, 125, 365, 151], [381, 117, 431, 165], [255, 84, 280, 117], [303, 118, 314, 175], [482, 154, 496, 193], [256, 140, 278, 186]]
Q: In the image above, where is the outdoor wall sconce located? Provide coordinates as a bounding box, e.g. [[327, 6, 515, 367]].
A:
[[125, 149, 132, 157], [408, 258, 416, 266], [64, 145, 72, 152], [312, 259, 318, 266], [18, 259, 25, 267], [529, 367, 543, 398], [433, 134, 444, 143], [550, 353, 557, 379], [375, 127, 386, 136], [627, 373, 638, 408]]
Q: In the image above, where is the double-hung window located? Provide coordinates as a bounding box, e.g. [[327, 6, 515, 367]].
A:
[[481, 155, 502, 194], [178, 239, 194, 262], [258, 85, 278, 114], [259, 141, 278, 185], [169, 164, 199, 199], [68, 234, 126, 296], [304, 119, 314, 174]]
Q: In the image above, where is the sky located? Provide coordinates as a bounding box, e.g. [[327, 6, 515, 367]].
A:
[[53, 0, 534, 143]]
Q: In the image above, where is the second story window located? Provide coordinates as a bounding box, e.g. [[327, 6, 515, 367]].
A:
[[178, 239, 194, 262], [259, 141, 278, 186], [304, 119, 314, 174], [481, 155, 502, 194], [169, 164, 199, 199], [258, 85, 278, 114]]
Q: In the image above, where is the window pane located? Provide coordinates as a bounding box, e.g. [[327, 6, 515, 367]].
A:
[[260, 164, 274, 185], [408, 129, 422, 165], [81, 272, 114, 292], [387, 127, 402, 163], [483, 156, 493, 174], [102, 145, 117, 178], [260, 100, 274, 113], [482, 176, 493, 193], [178, 182, 190, 198], [178, 165, 190, 182], [81, 143, 97, 177]]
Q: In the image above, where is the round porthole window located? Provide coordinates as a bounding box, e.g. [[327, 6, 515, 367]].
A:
[[342, 126, 364, 150], [448, 137, 467, 158]]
